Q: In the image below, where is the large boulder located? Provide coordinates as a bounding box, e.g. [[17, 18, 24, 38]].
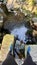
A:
[[0, 34, 14, 61]]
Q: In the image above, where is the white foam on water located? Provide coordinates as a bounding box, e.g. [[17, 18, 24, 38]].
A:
[[11, 26, 28, 43]]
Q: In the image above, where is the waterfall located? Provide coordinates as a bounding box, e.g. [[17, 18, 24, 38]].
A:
[[11, 25, 28, 43]]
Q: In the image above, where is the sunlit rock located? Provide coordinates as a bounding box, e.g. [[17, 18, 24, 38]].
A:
[[1, 34, 14, 61], [32, 17, 37, 25], [33, 30, 37, 36]]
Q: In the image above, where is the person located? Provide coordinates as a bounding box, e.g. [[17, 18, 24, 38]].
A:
[[22, 46, 36, 65], [2, 37, 17, 65], [2, 51, 17, 65]]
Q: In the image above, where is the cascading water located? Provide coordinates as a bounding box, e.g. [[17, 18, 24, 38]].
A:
[[11, 25, 28, 43]]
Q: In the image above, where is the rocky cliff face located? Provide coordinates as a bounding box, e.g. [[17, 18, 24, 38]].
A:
[[0, 0, 37, 43], [4, 11, 25, 31]]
